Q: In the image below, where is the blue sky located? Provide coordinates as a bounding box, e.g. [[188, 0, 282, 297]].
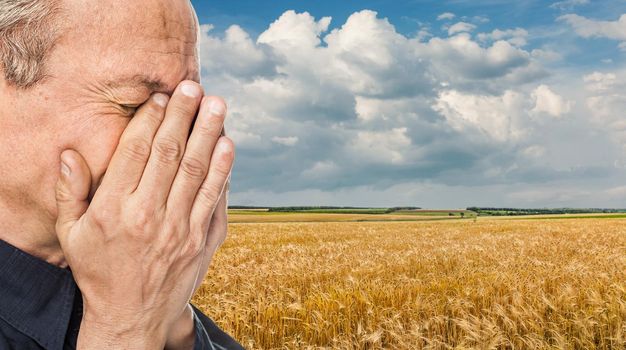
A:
[[193, 0, 626, 64], [191, 1, 626, 208]]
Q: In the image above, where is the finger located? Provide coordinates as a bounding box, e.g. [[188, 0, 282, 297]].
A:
[[97, 93, 169, 195], [167, 96, 226, 216], [191, 187, 228, 294], [135, 81, 203, 205], [55, 149, 92, 244], [207, 176, 229, 251], [188, 137, 234, 236]]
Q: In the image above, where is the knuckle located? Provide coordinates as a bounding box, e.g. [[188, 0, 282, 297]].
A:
[[168, 100, 197, 118], [140, 103, 166, 124], [89, 205, 117, 229], [196, 122, 222, 140], [121, 139, 152, 162], [180, 156, 208, 179], [190, 220, 209, 238], [183, 236, 204, 258], [132, 207, 155, 232], [198, 184, 220, 208], [153, 137, 183, 163], [214, 160, 232, 179], [161, 229, 181, 255], [54, 181, 72, 203]]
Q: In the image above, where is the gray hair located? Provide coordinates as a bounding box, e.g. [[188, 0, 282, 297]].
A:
[[0, 0, 62, 88]]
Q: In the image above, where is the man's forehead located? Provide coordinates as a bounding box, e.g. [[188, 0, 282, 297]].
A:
[[56, 0, 202, 96]]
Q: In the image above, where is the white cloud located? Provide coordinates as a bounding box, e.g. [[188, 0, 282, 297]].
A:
[[478, 28, 528, 47], [582, 70, 626, 157], [228, 130, 262, 148], [437, 12, 456, 21], [531, 48, 562, 62], [559, 14, 626, 50], [522, 145, 547, 158], [434, 90, 528, 142], [447, 22, 477, 36], [258, 10, 332, 50], [550, 0, 589, 10], [271, 136, 299, 146], [472, 16, 490, 24], [196, 9, 626, 206], [583, 72, 617, 92], [349, 128, 413, 165], [531, 85, 572, 118], [424, 34, 531, 80], [301, 161, 340, 179], [199, 24, 274, 78]]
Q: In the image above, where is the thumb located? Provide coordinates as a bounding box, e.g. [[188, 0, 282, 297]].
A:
[[55, 149, 92, 242]]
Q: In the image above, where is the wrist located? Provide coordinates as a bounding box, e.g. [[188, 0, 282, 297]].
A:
[[78, 311, 168, 350], [165, 304, 196, 350]]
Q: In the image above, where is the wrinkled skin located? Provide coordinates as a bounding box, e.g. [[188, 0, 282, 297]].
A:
[[0, 0, 233, 348]]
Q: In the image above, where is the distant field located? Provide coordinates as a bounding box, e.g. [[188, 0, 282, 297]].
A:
[[491, 213, 626, 220], [225, 209, 626, 224], [227, 209, 476, 223], [195, 215, 626, 349]]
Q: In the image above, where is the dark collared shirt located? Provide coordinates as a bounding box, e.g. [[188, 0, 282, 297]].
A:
[[0, 239, 244, 350]]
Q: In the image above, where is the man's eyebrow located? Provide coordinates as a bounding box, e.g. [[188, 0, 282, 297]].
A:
[[103, 74, 170, 94]]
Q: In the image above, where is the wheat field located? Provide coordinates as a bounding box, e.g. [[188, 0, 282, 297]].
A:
[[192, 217, 626, 349]]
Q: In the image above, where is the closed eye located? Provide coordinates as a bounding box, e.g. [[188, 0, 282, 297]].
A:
[[118, 99, 149, 116], [119, 103, 141, 116]]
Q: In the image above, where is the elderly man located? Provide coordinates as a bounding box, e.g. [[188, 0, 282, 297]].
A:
[[0, 0, 243, 349]]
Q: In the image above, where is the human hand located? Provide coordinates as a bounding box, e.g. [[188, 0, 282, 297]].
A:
[[54, 80, 234, 349], [165, 188, 230, 350]]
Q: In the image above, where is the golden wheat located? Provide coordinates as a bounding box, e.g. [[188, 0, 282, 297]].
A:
[[192, 218, 626, 349]]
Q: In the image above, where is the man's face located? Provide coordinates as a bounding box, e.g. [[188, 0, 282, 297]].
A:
[[10, 0, 200, 220]]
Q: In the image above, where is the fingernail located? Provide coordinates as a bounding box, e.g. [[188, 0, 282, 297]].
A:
[[61, 162, 71, 177], [180, 82, 202, 98], [153, 93, 169, 107], [217, 138, 233, 155], [209, 99, 226, 116]]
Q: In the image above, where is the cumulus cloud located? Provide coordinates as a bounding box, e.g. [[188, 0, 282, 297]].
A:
[[258, 10, 332, 50], [197, 9, 626, 206], [477, 28, 528, 47], [271, 136, 299, 146], [424, 34, 531, 81], [583, 71, 626, 147], [447, 22, 477, 35], [531, 85, 572, 118], [434, 90, 528, 142], [559, 14, 626, 50], [199, 24, 275, 79], [550, 0, 589, 10], [437, 12, 456, 21], [348, 128, 413, 165], [584, 71, 617, 92]]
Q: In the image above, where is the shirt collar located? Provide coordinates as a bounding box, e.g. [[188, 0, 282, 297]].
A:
[[0, 239, 76, 350]]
